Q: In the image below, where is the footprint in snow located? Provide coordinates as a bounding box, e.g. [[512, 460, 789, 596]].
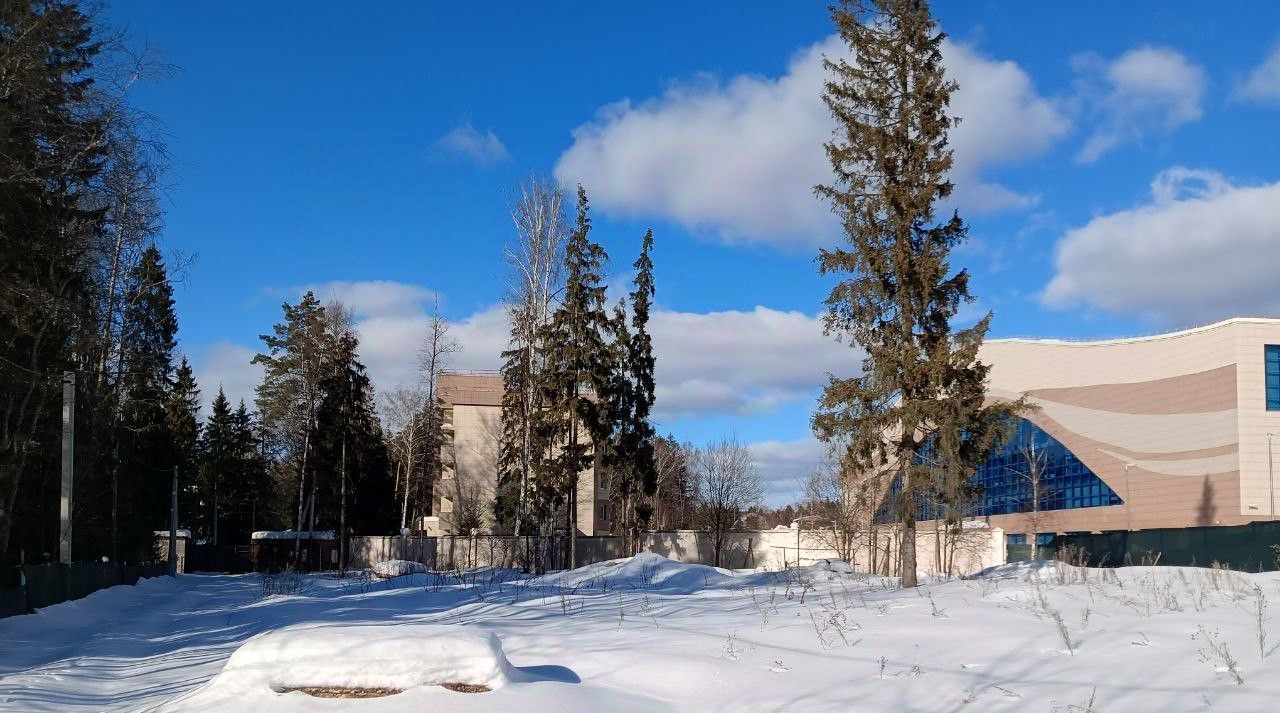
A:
[[770, 661, 791, 673]]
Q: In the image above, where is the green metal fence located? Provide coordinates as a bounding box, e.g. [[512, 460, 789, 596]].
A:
[[1055, 521, 1280, 571], [0, 562, 167, 619]]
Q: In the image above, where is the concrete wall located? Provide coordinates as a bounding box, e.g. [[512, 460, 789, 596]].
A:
[[347, 524, 1004, 577]]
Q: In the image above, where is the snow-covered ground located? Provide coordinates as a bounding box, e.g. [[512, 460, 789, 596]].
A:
[[1, 553, 1278, 711]]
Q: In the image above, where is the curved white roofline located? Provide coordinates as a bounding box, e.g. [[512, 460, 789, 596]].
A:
[[987, 316, 1280, 347]]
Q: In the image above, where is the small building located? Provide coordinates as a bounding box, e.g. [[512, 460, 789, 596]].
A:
[[250, 530, 337, 572], [152, 529, 191, 573], [435, 372, 612, 535]]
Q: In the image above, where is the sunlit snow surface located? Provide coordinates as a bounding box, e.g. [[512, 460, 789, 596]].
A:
[[1, 553, 1278, 712]]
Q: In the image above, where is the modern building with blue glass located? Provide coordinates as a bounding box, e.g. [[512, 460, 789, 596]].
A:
[[961, 317, 1280, 540]]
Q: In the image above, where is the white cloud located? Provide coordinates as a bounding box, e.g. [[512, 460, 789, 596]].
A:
[[747, 436, 827, 506], [1073, 46, 1205, 163], [1042, 167, 1280, 323], [1235, 40, 1280, 104], [554, 36, 1068, 249], [651, 306, 855, 420], [248, 281, 861, 421], [229, 275, 869, 429], [434, 122, 511, 166], [190, 341, 262, 412], [294, 280, 437, 317]]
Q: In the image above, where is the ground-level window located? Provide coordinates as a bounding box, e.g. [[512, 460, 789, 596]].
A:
[[1266, 345, 1280, 410], [1006, 534, 1026, 545]]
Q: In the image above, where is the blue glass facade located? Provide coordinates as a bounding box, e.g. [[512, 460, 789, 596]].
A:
[[880, 417, 1123, 521], [1266, 345, 1280, 410], [969, 417, 1123, 516]]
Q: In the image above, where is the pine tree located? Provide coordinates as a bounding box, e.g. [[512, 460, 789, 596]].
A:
[[253, 291, 327, 560], [536, 185, 613, 567], [812, 0, 1016, 587]]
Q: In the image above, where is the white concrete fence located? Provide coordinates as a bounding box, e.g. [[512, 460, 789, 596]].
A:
[[347, 523, 1004, 577]]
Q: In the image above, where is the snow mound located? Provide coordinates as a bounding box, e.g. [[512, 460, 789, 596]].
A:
[[371, 560, 429, 578], [188, 624, 513, 703], [535, 552, 739, 593]]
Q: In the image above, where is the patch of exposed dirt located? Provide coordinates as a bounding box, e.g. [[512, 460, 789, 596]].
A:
[[442, 682, 492, 693], [283, 686, 403, 698]]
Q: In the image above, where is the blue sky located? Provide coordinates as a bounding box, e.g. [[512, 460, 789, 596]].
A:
[[107, 2, 1280, 503]]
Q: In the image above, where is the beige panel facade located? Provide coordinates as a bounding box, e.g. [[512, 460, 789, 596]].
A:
[[977, 317, 1280, 537], [433, 372, 610, 536]]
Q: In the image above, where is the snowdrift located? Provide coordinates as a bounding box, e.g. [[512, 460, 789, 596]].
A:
[[371, 559, 429, 578], [177, 624, 514, 706]]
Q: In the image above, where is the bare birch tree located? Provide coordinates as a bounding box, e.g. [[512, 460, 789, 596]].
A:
[[802, 448, 881, 567], [694, 435, 763, 567], [417, 300, 459, 530], [497, 176, 566, 536], [381, 384, 428, 531]]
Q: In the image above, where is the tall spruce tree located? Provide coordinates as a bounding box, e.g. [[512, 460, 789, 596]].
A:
[[167, 357, 201, 537], [115, 246, 179, 559], [605, 228, 659, 555], [197, 388, 234, 544], [313, 315, 390, 552], [536, 185, 613, 567], [229, 400, 270, 538], [812, 0, 1015, 587], [625, 230, 657, 543]]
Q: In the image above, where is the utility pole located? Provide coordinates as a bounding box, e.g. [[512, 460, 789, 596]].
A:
[[169, 465, 179, 576], [59, 371, 75, 565], [1268, 433, 1276, 522]]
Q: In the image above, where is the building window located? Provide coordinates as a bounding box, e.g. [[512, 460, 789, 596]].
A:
[[881, 416, 1123, 521], [597, 504, 608, 521], [1267, 345, 1280, 410], [441, 497, 453, 514], [1006, 534, 1026, 545]]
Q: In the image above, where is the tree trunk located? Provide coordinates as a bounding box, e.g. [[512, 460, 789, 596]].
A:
[[294, 420, 311, 565]]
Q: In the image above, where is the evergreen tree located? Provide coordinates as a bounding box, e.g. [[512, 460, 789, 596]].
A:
[[313, 317, 389, 550], [229, 400, 270, 538], [0, 0, 110, 564], [197, 389, 234, 544], [495, 340, 532, 532], [612, 230, 658, 552], [812, 0, 1017, 587], [115, 246, 179, 559], [167, 357, 201, 538], [536, 185, 613, 567], [253, 291, 327, 559]]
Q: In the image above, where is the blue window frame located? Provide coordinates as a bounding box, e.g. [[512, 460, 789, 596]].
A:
[[879, 416, 1123, 521], [1266, 345, 1280, 410]]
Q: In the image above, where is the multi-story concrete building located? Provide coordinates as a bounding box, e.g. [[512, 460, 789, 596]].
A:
[[968, 317, 1280, 543], [428, 372, 611, 536]]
